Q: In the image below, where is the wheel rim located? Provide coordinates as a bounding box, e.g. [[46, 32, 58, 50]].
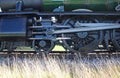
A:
[[33, 40, 55, 53], [112, 19, 120, 51], [62, 17, 102, 53], [112, 29, 120, 50]]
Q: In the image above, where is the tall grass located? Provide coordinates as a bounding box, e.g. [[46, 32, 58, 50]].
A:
[[0, 55, 120, 78]]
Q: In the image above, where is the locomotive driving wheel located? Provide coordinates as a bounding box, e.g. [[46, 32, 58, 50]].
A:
[[112, 20, 120, 51], [33, 40, 55, 53], [6, 42, 16, 52], [62, 17, 103, 53], [112, 29, 120, 51], [0, 42, 4, 51]]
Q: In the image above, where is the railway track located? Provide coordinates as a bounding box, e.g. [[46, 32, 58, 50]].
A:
[[0, 51, 120, 59]]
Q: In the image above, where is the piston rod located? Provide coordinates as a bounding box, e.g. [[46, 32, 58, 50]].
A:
[[53, 23, 120, 34]]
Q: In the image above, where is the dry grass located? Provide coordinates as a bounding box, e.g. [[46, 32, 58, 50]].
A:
[[0, 55, 120, 78]]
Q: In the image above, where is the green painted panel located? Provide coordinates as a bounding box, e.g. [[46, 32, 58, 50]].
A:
[[64, 0, 119, 11], [43, 0, 120, 12], [43, 0, 64, 11]]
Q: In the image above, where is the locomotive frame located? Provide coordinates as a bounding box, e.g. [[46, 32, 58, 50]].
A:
[[0, 0, 120, 53]]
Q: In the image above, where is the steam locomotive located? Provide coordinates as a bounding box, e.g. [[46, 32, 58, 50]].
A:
[[0, 0, 120, 53]]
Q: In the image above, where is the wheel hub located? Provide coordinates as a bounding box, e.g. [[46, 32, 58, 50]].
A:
[[39, 40, 46, 47], [77, 32, 88, 38]]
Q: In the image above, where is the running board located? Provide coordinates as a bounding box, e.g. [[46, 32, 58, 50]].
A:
[[53, 23, 120, 34]]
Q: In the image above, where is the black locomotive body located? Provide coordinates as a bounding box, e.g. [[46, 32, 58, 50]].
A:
[[0, 0, 120, 53]]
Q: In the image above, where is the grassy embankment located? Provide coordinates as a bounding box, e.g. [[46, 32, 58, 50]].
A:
[[0, 55, 120, 78]]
